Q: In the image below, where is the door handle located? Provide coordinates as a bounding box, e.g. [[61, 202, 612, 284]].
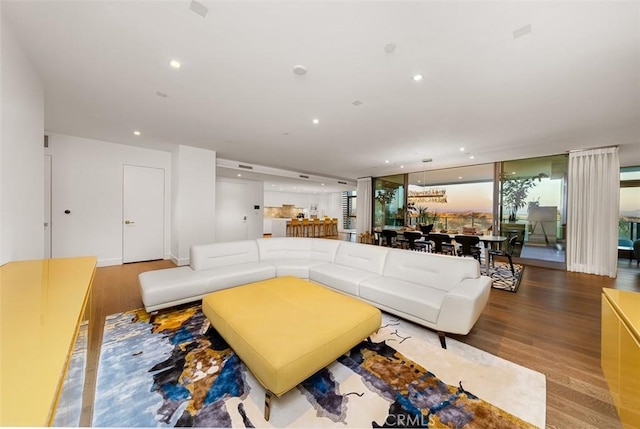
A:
[[124, 220, 135, 225]]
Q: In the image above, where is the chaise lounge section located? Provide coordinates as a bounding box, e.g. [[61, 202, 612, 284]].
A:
[[139, 237, 492, 344]]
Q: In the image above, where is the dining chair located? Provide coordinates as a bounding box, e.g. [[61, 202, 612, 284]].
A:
[[488, 235, 518, 276], [454, 235, 482, 261], [404, 230, 428, 252], [428, 233, 455, 255], [381, 230, 401, 248]]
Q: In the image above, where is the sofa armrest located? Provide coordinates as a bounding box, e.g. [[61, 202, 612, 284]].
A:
[[436, 276, 492, 335]]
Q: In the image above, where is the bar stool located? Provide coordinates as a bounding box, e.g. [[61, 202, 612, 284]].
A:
[[287, 219, 300, 237], [323, 218, 332, 237], [301, 219, 310, 237], [331, 218, 338, 237], [311, 219, 321, 237]]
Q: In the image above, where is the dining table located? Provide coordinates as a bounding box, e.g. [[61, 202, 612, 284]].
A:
[[429, 233, 507, 274], [374, 229, 507, 274], [475, 235, 508, 274]]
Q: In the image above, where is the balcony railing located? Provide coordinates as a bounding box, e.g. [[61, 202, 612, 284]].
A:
[[619, 219, 639, 241], [408, 213, 493, 233]]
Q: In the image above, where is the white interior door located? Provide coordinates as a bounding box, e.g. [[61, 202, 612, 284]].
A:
[[123, 165, 165, 263], [44, 154, 52, 258], [215, 180, 248, 242]]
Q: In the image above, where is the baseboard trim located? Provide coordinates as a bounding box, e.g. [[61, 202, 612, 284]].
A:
[[97, 257, 122, 267], [170, 254, 190, 266]]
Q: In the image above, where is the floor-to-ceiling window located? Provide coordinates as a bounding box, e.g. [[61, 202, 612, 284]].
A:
[[499, 155, 568, 264], [619, 166, 640, 241], [373, 174, 405, 230], [407, 164, 494, 233], [342, 191, 357, 230]]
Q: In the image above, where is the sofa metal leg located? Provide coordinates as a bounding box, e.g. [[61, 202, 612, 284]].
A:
[[149, 310, 159, 324], [264, 390, 272, 421], [438, 332, 447, 349]]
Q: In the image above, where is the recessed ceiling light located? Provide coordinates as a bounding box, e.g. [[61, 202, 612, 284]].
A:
[[169, 60, 181, 69], [293, 65, 307, 75], [385, 160, 390, 164], [312, 118, 319, 125], [458, 176, 463, 179], [271, 184, 275, 187], [412, 74, 424, 82], [400, 165, 404, 169], [133, 131, 141, 136], [513, 24, 532, 39], [418, 180, 422, 183], [237, 174, 242, 177], [321, 183, 325, 186], [189, 0, 208, 18], [469, 155, 475, 159], [460, 147, 465, 152]]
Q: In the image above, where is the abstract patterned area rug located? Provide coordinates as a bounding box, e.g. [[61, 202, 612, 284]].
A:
[[53, 321, 87, 427], [93, 304, 545, 428], [488, 261, 524, 292]]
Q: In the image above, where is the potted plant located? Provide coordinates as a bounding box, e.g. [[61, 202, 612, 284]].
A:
[[501, 173, 547, 222]]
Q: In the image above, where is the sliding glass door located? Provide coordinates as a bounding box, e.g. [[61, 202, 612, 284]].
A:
[[407, 164, 494, 234], [499, 155, 568, 264], [373, 175, 405, 230]]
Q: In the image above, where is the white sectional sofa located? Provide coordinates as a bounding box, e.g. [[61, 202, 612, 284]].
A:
[[139, 237, 492, 346]]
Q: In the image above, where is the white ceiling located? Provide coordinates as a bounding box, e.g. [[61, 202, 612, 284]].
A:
[[3, 1, 640, 187]]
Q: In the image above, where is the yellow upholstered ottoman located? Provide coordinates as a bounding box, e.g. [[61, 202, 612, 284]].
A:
[[202, 276, 381, 420]]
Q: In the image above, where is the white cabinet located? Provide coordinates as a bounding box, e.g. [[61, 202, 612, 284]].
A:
[[271, 219, 290, 237], [263, 219, 273, 234]]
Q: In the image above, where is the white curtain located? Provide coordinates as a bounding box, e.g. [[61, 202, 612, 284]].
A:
[[567, 147, 619, 277], [356, 177, 372, 235]]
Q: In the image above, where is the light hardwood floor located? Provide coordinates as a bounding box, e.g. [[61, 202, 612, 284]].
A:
[[80, 244, 640, 428]]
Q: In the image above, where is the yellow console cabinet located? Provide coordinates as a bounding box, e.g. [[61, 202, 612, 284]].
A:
[[0, 256, 97, 426], [601, 288, 640, 429]]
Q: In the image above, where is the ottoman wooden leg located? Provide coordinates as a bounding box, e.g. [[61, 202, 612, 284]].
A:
[[438, 331, 447, 349], [264, 390, 273, 421]]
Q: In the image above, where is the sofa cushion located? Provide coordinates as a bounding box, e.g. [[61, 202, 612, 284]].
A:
[[266, 259, 328, 278], [140, 267, 214, 311], [333, 241, 389, 275], [201, 262, 276, 290], [139, 262, 276, 312], [382, 248, 480, 292], [309, 263, 379, 296], [256, 237, 340, 262], [359, 276, 446, 324], [190, 240, 260, 271]]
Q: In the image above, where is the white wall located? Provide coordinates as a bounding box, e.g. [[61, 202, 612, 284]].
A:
[[0, 17, 45, 264], [171, 145, 216, 265], [215, 177, 264, 242], [46, 133, 172, 266], [326, 192, 345, 230]]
